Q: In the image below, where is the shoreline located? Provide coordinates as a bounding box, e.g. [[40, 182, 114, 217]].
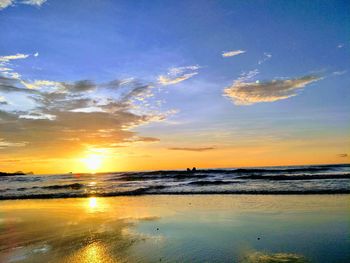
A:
[[1, 190, 350, 201]]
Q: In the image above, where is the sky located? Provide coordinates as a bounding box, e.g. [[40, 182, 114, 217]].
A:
[[0, 0, 349, 173]]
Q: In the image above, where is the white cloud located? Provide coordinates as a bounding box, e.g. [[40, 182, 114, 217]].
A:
[[222, 50, 246, 58], [0, 0, 13, 10], [22, 0, 46, 6], [0, 53, 29, 63], [21, 80, 65, 91], [258, 52, 272, 65], [224, 75, 322, 105], [236, 69, 259, 82], [19, 112, 56, 120], [70, 107, 105, 113], [158, 65, 200, 85], [34, 52, 39, 57], [333, 70, 347, 76], [0, 53, 31, 80], [0, 95, 8, 105], [0, 0, 46, 10], [158, 72, 198, 85]]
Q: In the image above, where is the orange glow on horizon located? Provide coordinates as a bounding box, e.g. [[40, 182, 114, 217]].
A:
[[0, 134, 349, 174]]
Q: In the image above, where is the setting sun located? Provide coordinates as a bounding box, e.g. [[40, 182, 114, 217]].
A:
[[82, 154, 103, 172]]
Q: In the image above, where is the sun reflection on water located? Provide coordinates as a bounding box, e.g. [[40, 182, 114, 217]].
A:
[[89, 197, 97, 209], [85, 197, 109, 213], [68, 242, 115, 263]]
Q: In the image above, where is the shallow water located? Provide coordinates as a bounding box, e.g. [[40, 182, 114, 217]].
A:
[[1, 164, 349, 199], [0, 195, 349, 262]]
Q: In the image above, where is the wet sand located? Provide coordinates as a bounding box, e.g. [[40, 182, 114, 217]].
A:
[[0, 195, 349, 262]]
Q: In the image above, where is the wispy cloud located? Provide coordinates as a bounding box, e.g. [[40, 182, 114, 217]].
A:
[[0, 53, 29, 63], [21, 0, 47, 6], [0, 139, 27, 149], [0, 0, 46, 10], [168, 147, 216, 152], [258, 52, 272, 65], [222, 50, 246, 58], [332, 70, 347, 76], [158, 65, 200, 85], [337, 153, 348, 158], [224, 73, 322, 105], [0, 53, 31, 79]]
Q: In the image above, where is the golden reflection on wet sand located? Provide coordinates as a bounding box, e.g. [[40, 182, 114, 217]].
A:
[[66, 242, 115, 263], [0, 195, 349, 262]]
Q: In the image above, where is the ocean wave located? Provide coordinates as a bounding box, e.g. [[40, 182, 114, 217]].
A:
[[187, 180, 238, 186], [112, 165, 350, 180], [1, 164, 349, 200], [1, 189, 349, 200], [117, 172, 211, 181], [42, 183, 84, 190], [237, 173, 350, 180]]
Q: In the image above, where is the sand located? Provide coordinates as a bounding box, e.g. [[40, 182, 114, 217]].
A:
[[0, 195, 349, 262]]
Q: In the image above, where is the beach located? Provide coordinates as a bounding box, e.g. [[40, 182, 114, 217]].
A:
[[0, 195, 349, 262], [1, 1, 349, 262]]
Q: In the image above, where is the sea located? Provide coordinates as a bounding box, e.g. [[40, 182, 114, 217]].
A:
[[0, 164, 349, 199]]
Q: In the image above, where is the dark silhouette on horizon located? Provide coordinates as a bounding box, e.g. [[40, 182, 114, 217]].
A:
[[186, 167, 197, 173], [0, 171, 26, 176]]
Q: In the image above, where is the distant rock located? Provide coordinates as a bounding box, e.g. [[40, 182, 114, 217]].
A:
[[0, 171, 26, 176], [186, 167, 197, 173]]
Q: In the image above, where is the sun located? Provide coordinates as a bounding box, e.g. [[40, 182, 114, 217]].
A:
[[82, 154, 103, 172]]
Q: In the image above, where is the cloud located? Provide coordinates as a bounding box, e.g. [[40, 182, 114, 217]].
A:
[[337, 153, 348, 158], [222, 50, 246, 58], [224, 74, 322, 105], [158, 65, 200, 85], [21, 0, 47, 6], [0, 53, 30, 79], [0, 53, 179, 159], [0, 0, 46, 10], [21, 79, 63, 90], [333, 70, 347, 76], [0, 0, 13, 10], [258, 52, 272, 65], [0, 53, 29, 63], [0, 96, 8, 105], [0, 75, 171, 156], [19, 111, 56, 120], [168, 147, 216, 152], [0, 76, 41, 93], [62, 80, 96, 93], [0, 139, 27, 149], [158, 73, 197, 85], [337, 43, 344, 48]]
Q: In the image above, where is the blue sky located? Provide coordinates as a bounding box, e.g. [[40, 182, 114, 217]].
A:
[[0, 0, 349, 172]]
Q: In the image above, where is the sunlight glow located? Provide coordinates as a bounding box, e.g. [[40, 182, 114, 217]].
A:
[[85, 197, 109, 213], [82, 154, 103, 171], [89, 197, 97, 209]]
